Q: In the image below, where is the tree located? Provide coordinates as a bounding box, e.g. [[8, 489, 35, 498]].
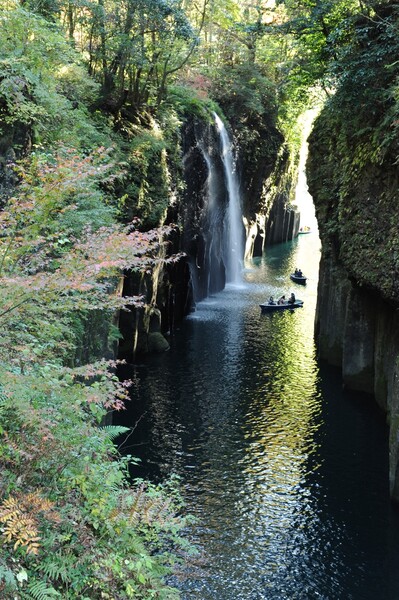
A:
[[64, 0, 202, 115], [0, 144, 181, 365], [0, 143, 189, 598]]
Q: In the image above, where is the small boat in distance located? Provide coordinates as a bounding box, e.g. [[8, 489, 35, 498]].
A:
[[290, 271, 307, 285], [260, 299, 304, 312], [299, 226, 311, 234]]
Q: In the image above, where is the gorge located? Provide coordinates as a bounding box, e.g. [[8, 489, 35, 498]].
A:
[[1, 1, 399, 598], [115, 209, 399, 598]]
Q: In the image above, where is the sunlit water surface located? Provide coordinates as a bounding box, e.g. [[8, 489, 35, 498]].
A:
[[117, 232, 399, 600]]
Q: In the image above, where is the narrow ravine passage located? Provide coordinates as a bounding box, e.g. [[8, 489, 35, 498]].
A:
[[116, 229, 399, 600]]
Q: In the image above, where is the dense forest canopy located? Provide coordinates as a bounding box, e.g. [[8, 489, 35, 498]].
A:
[[0, 0, 398, 597]]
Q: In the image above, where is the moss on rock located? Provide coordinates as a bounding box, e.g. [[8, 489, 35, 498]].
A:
[[147, 331, 170, 353]]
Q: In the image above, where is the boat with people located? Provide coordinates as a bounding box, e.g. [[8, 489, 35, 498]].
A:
[[299, 226, 311, 234], [290, 268, 307, 285], [260, 294, 304, 312]]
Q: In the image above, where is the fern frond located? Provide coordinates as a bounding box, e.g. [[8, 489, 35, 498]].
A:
[[25, 493, 54, 513], [27, 580, 61, 599], [3, 513, 40, 555], [39, 559, 71, 584], [0, 496, 21, 522], [99, 425, 130, 440], [0, 491, 60, 556]]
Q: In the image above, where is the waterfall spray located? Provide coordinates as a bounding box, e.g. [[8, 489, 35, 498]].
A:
[[214, 113, 243, 285]]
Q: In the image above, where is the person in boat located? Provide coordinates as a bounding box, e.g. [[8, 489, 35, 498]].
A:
[[269, 296, 276, 305], [288, 292, 296, 304], [277, 295, 286, 305]]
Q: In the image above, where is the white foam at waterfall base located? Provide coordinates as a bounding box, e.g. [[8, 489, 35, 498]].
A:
[[214, 113, 244, 286]]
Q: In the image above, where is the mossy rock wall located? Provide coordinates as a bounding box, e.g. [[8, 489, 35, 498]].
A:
[[314, 252, 399, 502], [118, 110, 300, 358], [314, 253, 351, 367], [307, 50, 399, 501], [233, 119, 300, 257]]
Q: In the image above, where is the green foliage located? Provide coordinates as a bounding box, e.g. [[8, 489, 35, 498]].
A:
[[316, 3, 399, 175], [210, 61, 277, 122], [24, 580, 61, 599], [118, 125, 170, 228], [71, 0, 200, 115], [9, 145, 118, 239], [55, 63, 99, 105], [100, 424, 130, 440], [0, 6, 71, 128], [0, 363, 192, 598], [0, 562, 17, 594], [0, 3, 112, 153], [307, 3, 399, 302], [166, 84, 218, 121], [114, 110, 188, 228], [0, 134, 189, 595]]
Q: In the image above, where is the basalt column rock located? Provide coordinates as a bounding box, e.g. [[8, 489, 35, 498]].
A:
[[119, 110, 300, 359], [224, 112, 300, 257], [315, 254, 351, 367], [308, 102, 399, 502], [342, 288, 376, 392], [314, 250, 399, 503]]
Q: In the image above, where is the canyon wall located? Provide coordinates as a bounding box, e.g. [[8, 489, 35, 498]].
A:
[[308, 91, 399, 503], [118, 111, 300, 360]]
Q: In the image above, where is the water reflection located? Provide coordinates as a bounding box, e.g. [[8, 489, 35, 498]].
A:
[[116, 231, 399, 600]]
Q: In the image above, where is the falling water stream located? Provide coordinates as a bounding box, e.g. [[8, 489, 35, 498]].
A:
[[214, 113, 243, 285], [196, 139, 224, 299], [116, 222, 399, 599]]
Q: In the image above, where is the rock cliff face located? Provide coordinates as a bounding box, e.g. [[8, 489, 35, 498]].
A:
[[308, 104, 399, 503], [118, 111, 300, 359], [314, 249, 399, 503], [234, 119, 300, 257], [0, 123, 31, 206], [118, 115, 228, 362], [307, 0, 399, 500], [0, 107, 299, 363], [175, 114, 299, 299]]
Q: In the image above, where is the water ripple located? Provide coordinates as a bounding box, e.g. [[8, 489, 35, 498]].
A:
[[116, 235, 399, 600]]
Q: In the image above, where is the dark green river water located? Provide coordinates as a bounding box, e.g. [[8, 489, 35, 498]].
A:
[[117, 230, 399, 599]]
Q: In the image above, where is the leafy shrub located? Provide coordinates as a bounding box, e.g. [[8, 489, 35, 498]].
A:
[[0, 141, 191, 597]]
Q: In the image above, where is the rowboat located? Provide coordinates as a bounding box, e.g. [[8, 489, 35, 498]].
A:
[[290, 273, 307, 285], [259, 300, 304, 312], [299, 226, 311, 234]]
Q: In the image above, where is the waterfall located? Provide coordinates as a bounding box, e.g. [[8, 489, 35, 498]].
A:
[[214, 113, 243, 285], [198, 141, 225, 297], [186, 115, 244, 303]]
